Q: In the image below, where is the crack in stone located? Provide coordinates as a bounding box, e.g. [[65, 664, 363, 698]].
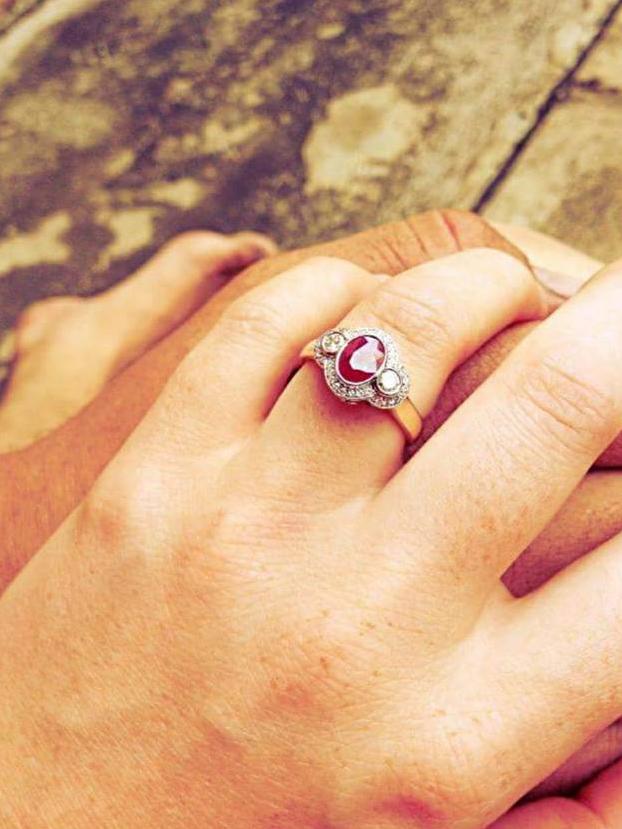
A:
[[473, 0, 622, 214]]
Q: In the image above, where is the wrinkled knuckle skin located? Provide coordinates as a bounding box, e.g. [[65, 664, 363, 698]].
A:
[[219, 293, 288, 346], [74, 464, 165, 550], [368, 282, 456, 361], [515, 356, 620, 455], [362, 762, 488, 829]]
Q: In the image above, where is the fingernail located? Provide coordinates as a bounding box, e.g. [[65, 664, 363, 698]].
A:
[[532, 266, 581, 298]]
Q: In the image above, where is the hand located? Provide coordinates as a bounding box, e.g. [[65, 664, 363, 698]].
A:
[[2, 210, 622, 799], [0, 230, 275, 451], [4, 210, 621, 583], [3, 248, 622, 827]]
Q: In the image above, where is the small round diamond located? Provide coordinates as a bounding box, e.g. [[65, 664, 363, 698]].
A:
[[376, 368, 401, 396], [320, 331, 345, 355]]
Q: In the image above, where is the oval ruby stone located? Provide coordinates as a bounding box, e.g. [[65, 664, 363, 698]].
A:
[[337, 335, 386, 384]]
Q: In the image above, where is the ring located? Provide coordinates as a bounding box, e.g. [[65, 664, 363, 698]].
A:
[[300, 328, 423, 443]]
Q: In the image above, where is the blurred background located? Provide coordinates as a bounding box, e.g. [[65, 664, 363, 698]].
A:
[[1, 0, 621, 337]]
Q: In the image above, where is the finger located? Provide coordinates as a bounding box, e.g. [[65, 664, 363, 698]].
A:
[[0, 232, 277, 454], [487, 528, 622, 809], [380, 258, 622, 602], [411, 321, 622, 468], [493, 756, 622, 827], [101, 231, 276, 372], [491, 221, 602, 292], [403, 222, 620, 467], [504, 471, 622, 597], [392, 219, 622, 471], [254, 248, 546, 498], [488, 799, 603, 828], [529, 722, 622, 799], [580, 758, 622, 826], [141, 257, 384, 456], [500, 473, 622, 794], [0, 209, 549, 594]]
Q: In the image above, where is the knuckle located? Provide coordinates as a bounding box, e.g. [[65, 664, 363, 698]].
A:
[[363, 759, 487, 828], [417, 248, 539, 310], [514, 355, 619, 454], [298, 255, 373, 289], [368, 281, 456, 359], [456, 246, 530, 279], [219, 291, 287, 346], [293, 255, 378, 296], [303, 254, 357, 276], [74, 462, 166, 549], [462, 247, 540, 300], [166, 348, 209, 408], [289, 255, 369, 284], [360, 715, 504, 827]]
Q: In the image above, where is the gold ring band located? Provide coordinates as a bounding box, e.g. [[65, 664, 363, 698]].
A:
[[389, 398, 424, 443]]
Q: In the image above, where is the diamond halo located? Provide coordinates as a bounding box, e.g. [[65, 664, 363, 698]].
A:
[[313, 327, 410, 410]]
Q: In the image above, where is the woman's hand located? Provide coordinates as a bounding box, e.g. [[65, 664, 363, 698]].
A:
[[2, 248, 622, 828], [0, 230, 276, 452]]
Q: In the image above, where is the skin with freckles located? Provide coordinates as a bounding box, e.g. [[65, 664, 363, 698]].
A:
[[7, 209, 622, 587], [2, 210, 622, 809], [5, 245, 622, 827]]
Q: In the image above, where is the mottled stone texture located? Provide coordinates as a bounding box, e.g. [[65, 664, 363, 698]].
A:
[[0, 0, 618, 329], [485, 6, 622, 263]]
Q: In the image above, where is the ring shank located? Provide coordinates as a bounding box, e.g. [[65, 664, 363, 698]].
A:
[[392, 398, 423, 443]]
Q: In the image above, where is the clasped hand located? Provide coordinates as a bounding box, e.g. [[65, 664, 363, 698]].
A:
[[2, 248, 622, 828]]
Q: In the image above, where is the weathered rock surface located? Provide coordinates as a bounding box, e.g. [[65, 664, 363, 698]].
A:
[[485, 4, 622, 263], [0, 0, 617, 329]]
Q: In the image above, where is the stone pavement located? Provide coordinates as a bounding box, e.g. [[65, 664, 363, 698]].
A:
[[0, 0, 621, 332]]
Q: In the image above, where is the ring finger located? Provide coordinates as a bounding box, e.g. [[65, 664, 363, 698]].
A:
[[255, 248, 547, 498]]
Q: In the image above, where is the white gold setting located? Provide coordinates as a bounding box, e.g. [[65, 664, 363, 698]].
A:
[[320, 331, 345, 355], [313, 327, 410, 410]]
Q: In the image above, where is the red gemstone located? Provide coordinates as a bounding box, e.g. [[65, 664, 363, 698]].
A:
[[337, 335, 386, 384]]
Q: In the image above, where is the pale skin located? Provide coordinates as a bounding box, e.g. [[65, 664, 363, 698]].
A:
[[2, 211, 622, 810], [4, 227, 622, 825], [0, 231, 277, 451]]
